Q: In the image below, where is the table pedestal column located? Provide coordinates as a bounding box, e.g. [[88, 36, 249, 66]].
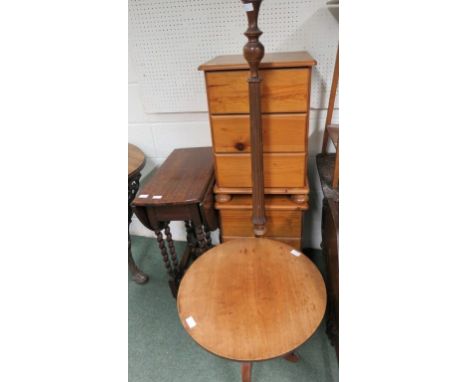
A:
[[283, 351, 300, 362], [241, 362, 252, 382]]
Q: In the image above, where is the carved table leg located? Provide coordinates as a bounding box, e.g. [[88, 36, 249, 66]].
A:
[[241, 362, 252, 382], [205, 229, 212, 248], [179, 220, 195, 271], [164, 223, 181, 297], [128, 240, 148, 284], [128, 174, 148, 284], [185, 220, 197, 260], [283, 351, 300, 363], [155, 224, 177, 297], [164, 223, 180, 278], [194, 224, 208, 258]]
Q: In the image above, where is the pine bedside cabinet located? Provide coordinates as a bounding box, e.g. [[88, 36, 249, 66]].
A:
[[199, 51, 316, 249]]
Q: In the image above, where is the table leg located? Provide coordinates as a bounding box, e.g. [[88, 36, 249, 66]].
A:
[[128, 175, 148, 284], [164, 223, 180, 277], [205, 229, 212, 248], [241, 362, 252, 382], [185, 220, 198, 261], [283, 351, 300, 363], [194, 224, 208, 258], [155, 226, 175, 278], [128, 239, 148, 284], [155, 223, 178, 298]]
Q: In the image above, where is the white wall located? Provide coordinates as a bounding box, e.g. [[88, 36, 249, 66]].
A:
[[128, 55, 215, 242]]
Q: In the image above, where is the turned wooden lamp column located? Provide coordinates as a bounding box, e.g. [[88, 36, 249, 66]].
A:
[[242, 0, 267, 237]]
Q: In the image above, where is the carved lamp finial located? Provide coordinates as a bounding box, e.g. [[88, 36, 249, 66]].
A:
[[242, 0, 265, 78], [241, 0, 267, 237]]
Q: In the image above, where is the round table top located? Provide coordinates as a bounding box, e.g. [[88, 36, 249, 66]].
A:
[[177, 238, 327, 362], [128, 143, 145, 178]]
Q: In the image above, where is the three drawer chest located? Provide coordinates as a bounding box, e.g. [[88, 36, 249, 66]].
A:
[[199, 51, 316, 249]]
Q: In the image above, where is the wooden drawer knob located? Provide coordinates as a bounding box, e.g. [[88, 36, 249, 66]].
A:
[[235, 142, 246, 151]]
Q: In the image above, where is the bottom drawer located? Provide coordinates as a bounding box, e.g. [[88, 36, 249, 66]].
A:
[[222, 236, 301, 250], [219, 209, 302, 237], [217, 194, 307, 246]]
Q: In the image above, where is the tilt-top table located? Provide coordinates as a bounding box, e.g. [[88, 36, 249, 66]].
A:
[[177, 238, 326, 382]]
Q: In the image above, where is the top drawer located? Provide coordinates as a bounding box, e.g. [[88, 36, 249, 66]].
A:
[[205, 68, 310, 114]]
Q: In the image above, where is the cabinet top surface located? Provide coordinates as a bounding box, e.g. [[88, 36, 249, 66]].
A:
[[199, 51, 317, 71]]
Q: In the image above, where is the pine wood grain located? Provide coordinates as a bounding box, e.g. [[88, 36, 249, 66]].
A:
[[222, 236, 301, 249], [217, 195, 305, 244], [177, 238, 326, 361], [215, 153, 306, 188], [198, 51, 316, 71], [219, 209, 302, 237], [206, 68, 310, 114], [211, 114, 307, 153]]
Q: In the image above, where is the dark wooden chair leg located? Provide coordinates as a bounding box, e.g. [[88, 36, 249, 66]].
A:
[[241, 362, 252, 382], [283, 351, 300, 363]]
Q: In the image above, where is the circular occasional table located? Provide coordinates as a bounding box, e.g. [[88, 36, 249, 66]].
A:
[[128, 143, 148, 284], [177, 238, 326, 381]]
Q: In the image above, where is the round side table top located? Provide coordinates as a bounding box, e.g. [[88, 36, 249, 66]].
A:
[[128, 143, 145, 178], [177, 238, 327, 362]]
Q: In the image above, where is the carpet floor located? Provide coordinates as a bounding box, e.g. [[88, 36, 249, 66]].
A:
[[129, 236, 338, 382]]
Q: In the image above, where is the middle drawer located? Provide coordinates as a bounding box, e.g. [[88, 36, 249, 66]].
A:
[[215, 152, 306, 188], [211, 114, 307, 153]]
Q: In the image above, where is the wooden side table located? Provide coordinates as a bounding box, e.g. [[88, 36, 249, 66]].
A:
[[128, 143, 149, 284], [177, 238, 326, 382], [132, 147, 218, 297]]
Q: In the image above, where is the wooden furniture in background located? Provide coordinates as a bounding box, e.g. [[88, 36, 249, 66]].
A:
[[132, 147, 218, 297], [317, 153, 339, 359], [200, 50, 316, 246], [128, 143, 149, 284], [200, 51, 315, 195], [177, 238, 326, 381], [317, 45, 339, 358], [321, 46, 339, 189]]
